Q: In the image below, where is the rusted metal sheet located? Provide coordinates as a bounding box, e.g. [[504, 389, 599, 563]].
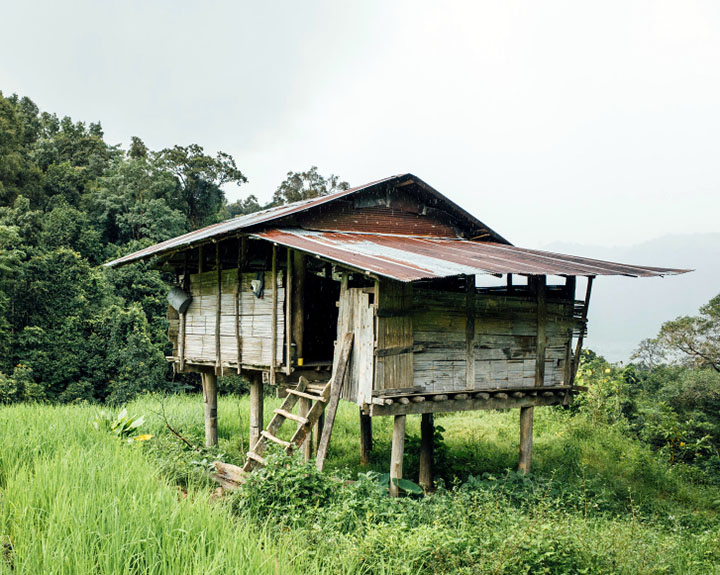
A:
[[104, 173, 508, 268], [252, 229, 691, 281]]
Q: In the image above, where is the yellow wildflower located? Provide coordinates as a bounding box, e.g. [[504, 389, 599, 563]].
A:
[[134, 434, 153, 441]]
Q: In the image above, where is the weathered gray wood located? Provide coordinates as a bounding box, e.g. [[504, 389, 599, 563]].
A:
[[360, 410, 372, 465], [465, 275, 475, 389], [285, 247, 292, 375], [270, 244, 277, 385], [376, 280, 413, 393], [243, 377, 308, 472], [201, 372, 218, 447], [235, 237, 245, 374], [212, 461, 245, 490], [292, 251, 306, 364], [389, 414, 406, 497], [535, 276, 547, 388], [215, 242, 222, 376], [316, 332, 354, 470], [370, 389, 571, 416], [419, 413, 434, 491], [298, 397, 312, 461], [518, 406, 533, 474], [249, 374, 263, 450]]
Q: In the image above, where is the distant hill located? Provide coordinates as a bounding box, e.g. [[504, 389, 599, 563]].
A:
[[542, 233, 720, 363]]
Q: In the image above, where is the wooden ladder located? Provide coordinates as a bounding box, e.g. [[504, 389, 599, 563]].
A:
[[242, 332, 354, 473]]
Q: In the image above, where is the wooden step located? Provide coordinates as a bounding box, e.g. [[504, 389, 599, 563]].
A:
[[274, 409, 309, 425], [261, 430, 291, 448], [286, 388, 327, 402], [247, 451, 266, 465]]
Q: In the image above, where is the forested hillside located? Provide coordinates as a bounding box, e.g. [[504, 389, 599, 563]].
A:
[[0, 91, 348, 404]]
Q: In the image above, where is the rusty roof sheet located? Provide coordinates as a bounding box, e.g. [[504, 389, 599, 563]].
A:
[[104, 173, 508, 268], [252, 229, 691, 281]]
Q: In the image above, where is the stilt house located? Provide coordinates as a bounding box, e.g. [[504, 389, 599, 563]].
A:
[[106, 174, 688, 491]]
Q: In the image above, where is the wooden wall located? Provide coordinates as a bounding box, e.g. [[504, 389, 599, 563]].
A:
[[169, 269, 285, 369], [411, 287, 578, 393]]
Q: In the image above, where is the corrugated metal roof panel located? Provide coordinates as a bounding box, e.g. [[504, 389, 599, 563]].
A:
[[252, 229, 691, 281], [104, 173, 509, 268]]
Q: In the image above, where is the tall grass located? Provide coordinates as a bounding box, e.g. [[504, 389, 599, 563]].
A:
[[2, 397, 720, 573], [0, 403, 298, 575]]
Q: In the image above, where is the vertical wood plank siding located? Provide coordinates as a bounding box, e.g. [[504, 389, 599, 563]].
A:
[[180, 269, 285, 368]]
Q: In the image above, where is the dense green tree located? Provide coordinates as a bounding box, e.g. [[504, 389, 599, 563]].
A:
[[157, 144, 247, 229], [271, 166, 349, 206]]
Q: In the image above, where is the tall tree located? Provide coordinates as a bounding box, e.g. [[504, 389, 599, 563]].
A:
[[271, 166, 349, 206], [157, 144, 247, 229]]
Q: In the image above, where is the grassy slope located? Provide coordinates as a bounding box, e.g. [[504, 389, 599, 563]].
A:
[[2, 395, 720, 574]]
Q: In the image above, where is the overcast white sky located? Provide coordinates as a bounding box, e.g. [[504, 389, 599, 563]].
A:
[[1, 0, 718, 248]]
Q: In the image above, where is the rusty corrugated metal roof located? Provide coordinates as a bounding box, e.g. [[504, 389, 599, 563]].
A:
[[104, 173, 509, 268], [252, 229, 691, 281]]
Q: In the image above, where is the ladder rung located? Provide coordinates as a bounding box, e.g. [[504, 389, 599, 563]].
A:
[[273, 409, 309, 425], [286, 388, 326, 402], [247, 451, 266, 465], [261, 430, 291, 448]]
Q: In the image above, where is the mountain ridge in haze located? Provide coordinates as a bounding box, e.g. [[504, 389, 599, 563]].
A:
[[542, 233, 720, 363]]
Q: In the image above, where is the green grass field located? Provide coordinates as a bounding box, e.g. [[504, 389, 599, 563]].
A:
[[2, 394, 719, 574]]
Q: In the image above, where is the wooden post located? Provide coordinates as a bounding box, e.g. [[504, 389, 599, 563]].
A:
[[249, 373, 263, 450], [518, 406, 533, 474], [285, 248, 293, 375], [178, 252, 188, 372], [201, 372, 218, 447], [535, 275, 547, 389], [298, 397, 312, 461], [419, 413, 434, 490], [236, 236, 245, 374], [571, 276, 594, 385], [360, 410, 372, 465], [215, 242, 222, 376], [518, 275, 546, 474], [389, 414, 406, 497], [292, 251, 306, 366], [465, 274, 476, 389], [270, 244, 277, 386]]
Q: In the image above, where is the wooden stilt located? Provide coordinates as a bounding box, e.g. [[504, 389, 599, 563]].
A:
[[389, 414, 406, 497], [298, 397, 312, 461], [518, 406, 533, 474], [419, 413, 434, 490], [201, 372, 218, 447], [249, 373, 264, 450], [360, 410, 372, 465]]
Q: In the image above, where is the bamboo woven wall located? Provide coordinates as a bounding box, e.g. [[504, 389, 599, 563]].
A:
[[169, 269, 285, 368]]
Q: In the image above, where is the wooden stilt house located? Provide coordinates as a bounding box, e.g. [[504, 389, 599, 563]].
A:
[[106, 173, 689, 491]]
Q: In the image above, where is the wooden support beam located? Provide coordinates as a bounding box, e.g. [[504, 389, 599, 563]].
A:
[[316, 332, 354, 470], [235, 237, 245, 374], [313, 412, 325, 455], [249, 373, 263, 450], [292, 251, 306, 366], [571, 276, 594, 385], [465, 274, 476, 390], [285, 247, 293, 375], [201, 372, 218, 447], [419, 413, 434, 491], [518, 406, 533, 474], [535, 275, 547, 388], [270, 244, 277, 385], [360, 410, 372, 465], [178, 252, 188, 372], [215, 242, 222, 376], [389, 414, 406, 497], [298, 397, 312, 461]]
